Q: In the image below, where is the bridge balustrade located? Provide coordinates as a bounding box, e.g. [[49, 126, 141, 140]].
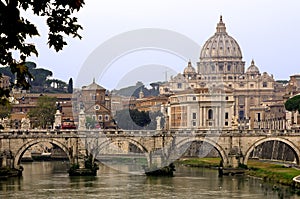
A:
[[1, 129, 300, 137]]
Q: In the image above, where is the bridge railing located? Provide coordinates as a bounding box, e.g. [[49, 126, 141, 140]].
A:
[[0, 129, 78, 137], [1, 128, 300, 137]]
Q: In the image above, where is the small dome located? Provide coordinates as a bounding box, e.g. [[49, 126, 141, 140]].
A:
[[200, 16, 243, 60], [246, 60, 260, 74], [183, 61, 196, 75]]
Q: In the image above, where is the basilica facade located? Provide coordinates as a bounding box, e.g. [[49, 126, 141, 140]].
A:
[[160, 16, 282, 130]]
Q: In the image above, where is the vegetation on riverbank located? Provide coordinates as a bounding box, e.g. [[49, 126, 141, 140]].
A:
[[177, 157, 300, 188], [175, 157, 221, 168], [247, 160, 300, 188]]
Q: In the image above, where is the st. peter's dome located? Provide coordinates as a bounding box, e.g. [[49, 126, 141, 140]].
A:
[[197, 16, 245, 76], [200, 16, 242, 60]]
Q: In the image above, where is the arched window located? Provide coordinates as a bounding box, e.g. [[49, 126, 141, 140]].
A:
[[208, 109, 213, 120]]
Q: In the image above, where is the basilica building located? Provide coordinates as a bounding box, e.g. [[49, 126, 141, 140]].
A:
[[160, 16, 282, 130]]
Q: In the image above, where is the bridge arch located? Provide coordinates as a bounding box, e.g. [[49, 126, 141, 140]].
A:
[[92, 137, 150, 169], [244, 137, 300, 165], [14, 138, 71, 168], [95, 137, 149, 155], [175, 137, 229, 166]]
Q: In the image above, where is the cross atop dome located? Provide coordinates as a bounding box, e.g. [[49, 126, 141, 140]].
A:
[[216, 15, 226, 33]]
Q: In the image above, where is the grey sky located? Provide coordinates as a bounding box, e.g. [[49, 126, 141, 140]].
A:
[[26, 0, 300, 89]]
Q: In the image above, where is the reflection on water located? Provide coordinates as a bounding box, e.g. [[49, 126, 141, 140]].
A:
[[0, 161, 300, 199]]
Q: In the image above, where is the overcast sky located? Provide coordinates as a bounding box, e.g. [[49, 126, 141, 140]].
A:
[[26, 0, 300, 89]]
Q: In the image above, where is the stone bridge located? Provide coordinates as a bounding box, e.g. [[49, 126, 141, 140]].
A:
[[1, 129, 300, 172]]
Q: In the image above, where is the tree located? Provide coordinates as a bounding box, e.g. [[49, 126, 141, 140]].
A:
[[44, 79, 68, 93], [28, 95, 57, 128], [85, 116, 97, 129], [285, 95, 300, 113], [0, 0, 84, 98], [68, 78, 73, 93], [0, 102, 11, 119], [114, 109, 165, 130]]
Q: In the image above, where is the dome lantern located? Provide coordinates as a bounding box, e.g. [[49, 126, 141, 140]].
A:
[[216, 15, 226, 33]]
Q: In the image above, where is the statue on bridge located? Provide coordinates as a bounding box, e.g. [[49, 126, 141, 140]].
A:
[[156, 116, 161, 130], [78, 109, 86, 130], [0, 118, 10, 129], [21, 118, 31, 130], [232, 115, 238, 130]]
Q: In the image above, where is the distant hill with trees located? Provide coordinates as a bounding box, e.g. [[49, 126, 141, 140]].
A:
[[0, 61, 73, 93], [112, 81, 164, 98]]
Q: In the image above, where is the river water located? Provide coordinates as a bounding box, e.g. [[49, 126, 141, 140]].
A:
[[0, 161, 300, 199]]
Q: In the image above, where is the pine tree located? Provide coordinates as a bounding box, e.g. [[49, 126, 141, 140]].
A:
[[68, 78, 73, 93]]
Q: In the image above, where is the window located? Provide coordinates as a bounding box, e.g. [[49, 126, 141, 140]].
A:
[[98, 115, 102, 121], [227, 64, 231, 72], [208, 109, 213, 120], [257, 113, 261, 122], [263, 82, 267, 87], [219, 64, 224, 71], [193, 96, 196, 101], [225, 96, 229, 100], [239, 111, 244, 120], [94, 105, 100, 110], [193, 113, 197, 120], [250, 84, 254, 88], [177, 83, 182, 89], [225, 121, 229, 126], [105, 115, 109, 121], [192, 121, 196, 126], [225, 112, 229, 120]]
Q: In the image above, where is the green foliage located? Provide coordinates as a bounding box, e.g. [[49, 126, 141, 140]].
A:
[[86, 116, 97, 129], [68, 78, 73, 93], [30, 68, 53, 87], [247, 160, 300, 187], [0, 0, 84, 65], [28, 95, 57, 128], [115, 109, 164, 130], [0, 0, 84, 102], [44, 79, 68, 93], [113, 81, 163, 97], [276, 80, 289, 84], [129, 109, 151, 127], [176, 157, 222, 168], [0, 61, 70, 93], [0, 85, 10, 105], [285, 95, 300, 113], [0, 102, 11, 119]]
